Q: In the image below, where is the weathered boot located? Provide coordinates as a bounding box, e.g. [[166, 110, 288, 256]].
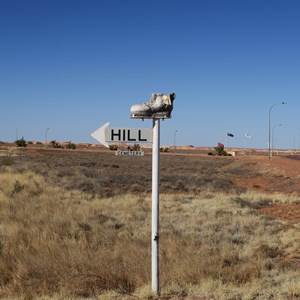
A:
[[130, 93, 176, 119]]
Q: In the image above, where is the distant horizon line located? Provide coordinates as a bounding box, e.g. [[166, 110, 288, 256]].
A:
[[1, 140, 300, 152]]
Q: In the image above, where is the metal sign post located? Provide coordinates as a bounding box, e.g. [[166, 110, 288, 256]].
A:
[[129, 92, 176, 296], [152, 118, 160, 294], [91, 119, 162, 294], [91, 92, 175, 296]]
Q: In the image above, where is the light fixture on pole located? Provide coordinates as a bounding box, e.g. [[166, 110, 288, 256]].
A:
[[268, 101, 287, 159], [244, 133, 251, 149]]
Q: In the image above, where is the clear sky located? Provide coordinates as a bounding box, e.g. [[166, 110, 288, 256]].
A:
[[1, 0, 299, 149]]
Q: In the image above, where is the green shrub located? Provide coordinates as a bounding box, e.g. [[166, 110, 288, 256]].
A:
[[109, 144, 118, 151], [160, 147, 169, 152], [11, 180, 24, 196], [214, 143, 228, 156], [67, 142, 76, 150], [15, 138, 27, 147], [132, 144, 141, 151], [51, 140, 63, 148]]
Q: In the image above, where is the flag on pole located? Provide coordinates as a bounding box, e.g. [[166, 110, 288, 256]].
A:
[[227, 133, 234, 137]]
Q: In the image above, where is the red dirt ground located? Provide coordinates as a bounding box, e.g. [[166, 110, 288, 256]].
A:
[[232, 156, 300, 224], [231, 155, 300, 269]]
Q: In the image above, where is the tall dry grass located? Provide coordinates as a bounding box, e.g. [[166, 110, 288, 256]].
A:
[[0, 169, 299, 299]]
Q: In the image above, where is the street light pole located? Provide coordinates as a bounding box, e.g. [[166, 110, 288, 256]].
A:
[[173, 130, 178, 152], [293, 135, 300, 151], [272, 123, 282, 156], [45, 128, 49, 147], [268, 102, 287, 159]]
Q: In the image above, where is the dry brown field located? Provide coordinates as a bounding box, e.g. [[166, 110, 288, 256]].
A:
[[0, 144, 299, 299]]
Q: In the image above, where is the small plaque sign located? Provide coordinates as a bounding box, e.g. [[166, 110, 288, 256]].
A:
[[115, 150, 144, 156]]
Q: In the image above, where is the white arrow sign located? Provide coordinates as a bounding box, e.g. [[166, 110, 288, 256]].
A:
[[91, 122, 110, 148], [91, 122, 153, 148]]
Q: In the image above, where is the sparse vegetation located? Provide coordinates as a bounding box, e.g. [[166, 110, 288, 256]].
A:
[[67, 141, 76, 150], [11, 179, 24, 196], [0, 149, 14, 166], [109, 144, 119, 151], [132, 143, 141, 151], [15, 137, 27, 147], [214, 142, 229, 156], [0, 149, 299, 299], [160, 146, 169, 152], [51, 140, 63, 148]]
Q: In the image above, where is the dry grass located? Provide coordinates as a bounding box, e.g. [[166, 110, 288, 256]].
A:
[[1, 149, 250, 197], [0, 170, 299, 299], [0, 149, 299, 299]]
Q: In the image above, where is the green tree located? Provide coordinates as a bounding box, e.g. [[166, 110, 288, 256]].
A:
[[15, 137, 27, 147]]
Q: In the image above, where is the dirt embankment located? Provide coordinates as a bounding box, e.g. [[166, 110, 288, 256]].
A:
[[229, 156, 300, 223]]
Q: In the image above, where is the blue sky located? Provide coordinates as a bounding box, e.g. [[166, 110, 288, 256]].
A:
[[1, 0, 300, 149]]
